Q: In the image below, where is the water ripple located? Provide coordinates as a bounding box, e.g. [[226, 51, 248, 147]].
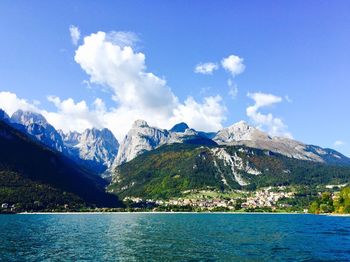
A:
[[0, 213, 349, 261]]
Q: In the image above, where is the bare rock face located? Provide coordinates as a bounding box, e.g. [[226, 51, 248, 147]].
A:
[[213, 121, 348, 164], [113, 120, 170, 166], [60, 128, 119, 173], [60, 130, 81, 147], [11, 110, 66, 153], [113, 120, 214, 167], [114, 119, 350, 168], [76, 128, 119, 168], [10, 109, 119, 174], [214, 121, 270, 143]]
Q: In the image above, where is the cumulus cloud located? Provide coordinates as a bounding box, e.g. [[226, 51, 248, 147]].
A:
[[246, 92, 292, 138], [1, 31, 227, 141], [72, 31, 227, 139], [0, 91, 106, 133], [194, 62, 219, 75], [74, 31, 178, 116], [221, 55, 245, 98], [170, 96, 226, 132], [221, 55, 245, 76], [0, 91, 40, 115], [69, 25, 80, 46], [43, 96, 105, 132], [334, 140, 345, 147]]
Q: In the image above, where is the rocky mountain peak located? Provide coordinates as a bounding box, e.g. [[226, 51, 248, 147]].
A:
[[228, 120, 250, 130], [132, 119, 149, 128], [75, 127, 119, 172], [60, 130, 81, 147], [170, 122, 189, 133], [11, 110, 48, 127], [10, 110, 66, 154], [113, 120, 170, 166], [214, 120, 270, 144]]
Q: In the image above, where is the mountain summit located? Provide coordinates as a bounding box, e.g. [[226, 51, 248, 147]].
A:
[[113, 120, 170, 166], [113, 120, 218, 167], [214, 121, 348, 164], [62, 128, 119, 173], [170, 122, 189, 133], [11, 110, 67, 153], [214, 121, 270, 143], [114, 119, 350, 168], [9, 109, 119, 175]]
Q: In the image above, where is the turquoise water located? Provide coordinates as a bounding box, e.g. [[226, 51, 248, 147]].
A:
[[0, 213, 350, 261]]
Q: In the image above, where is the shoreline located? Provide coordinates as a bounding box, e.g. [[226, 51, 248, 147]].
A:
[[321, 213, 350, 217], [2, 211, 346, 216], [15, 211, 308, 215]]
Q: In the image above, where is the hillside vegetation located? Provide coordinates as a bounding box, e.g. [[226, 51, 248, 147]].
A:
[[109, 143, 350, 200], [0, 120, 122, 211]]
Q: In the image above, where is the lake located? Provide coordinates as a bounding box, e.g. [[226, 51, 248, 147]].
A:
[[0, 213, 349, 261]]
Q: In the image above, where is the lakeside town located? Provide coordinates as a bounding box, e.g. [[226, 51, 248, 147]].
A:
[[123, 187, 298, 212], [2, 185, 349, 214]]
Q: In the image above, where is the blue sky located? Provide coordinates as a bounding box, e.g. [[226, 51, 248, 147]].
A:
[[0, 1, 349, 156]]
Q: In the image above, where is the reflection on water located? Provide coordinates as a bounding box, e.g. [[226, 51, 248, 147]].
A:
[[0, 213, 350, 261]]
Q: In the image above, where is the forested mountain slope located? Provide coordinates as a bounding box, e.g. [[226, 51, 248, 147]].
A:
[[0, 119, 122, 210]]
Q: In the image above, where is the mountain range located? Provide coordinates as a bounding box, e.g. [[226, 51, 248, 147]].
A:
[[7, 109, 119, 175], [1, 107, 350, 205], [108, 120, 350, 199], [114, 119, 350, 167], [0, 113, 121, 209]]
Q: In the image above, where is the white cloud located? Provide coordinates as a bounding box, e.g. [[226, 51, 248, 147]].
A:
[[334, 140, 345, 147], [221, 55, 245, 77], [43, 96, 105, 132], [69, 25, 81, 46], [0, 91, 40, 115], [170, 96, 226, 132], [248, 92, 282, 108], [194, 62, 219, 75], [246, 92, 292, 138], [74, 31, 178, 116], [227, 79, 238, 99], [73, 31, 227, 139], [0, 31, 227, 141], [0, 91, 105, 133]]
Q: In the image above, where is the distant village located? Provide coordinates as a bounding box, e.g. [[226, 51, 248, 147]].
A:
[[123, 187, 296, 211]]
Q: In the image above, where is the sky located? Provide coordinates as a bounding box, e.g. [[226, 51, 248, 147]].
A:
[[0, 1, 349, 156]]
